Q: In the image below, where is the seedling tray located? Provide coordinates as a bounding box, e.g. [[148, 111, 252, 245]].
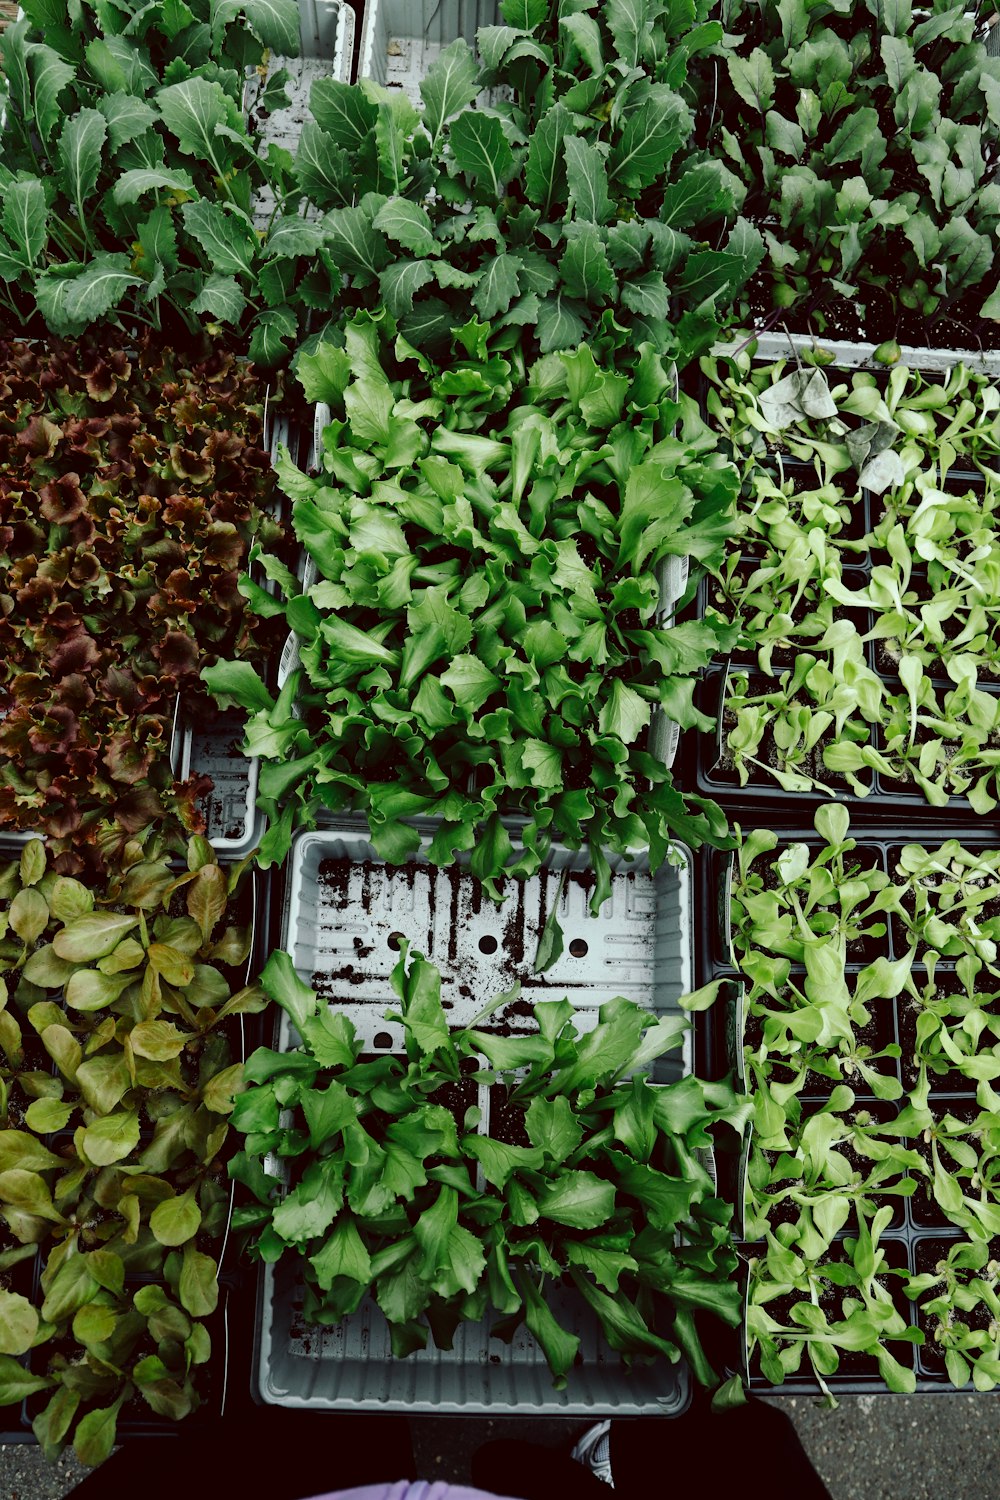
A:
[[245, 0, 357, 227], [279, 821, 694, 1072], [737, 1229, 993, 1396], [359, 0, 498, 98], [254, 819, 697, 1413], [681, 658, 998, 818], [714, 331, 1000, 379], [696, 824, 1000, 1394]]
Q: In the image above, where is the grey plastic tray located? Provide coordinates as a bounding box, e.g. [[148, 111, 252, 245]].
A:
[[715, 330, 1000, 378], [359, 0, 498, 97], [246, 0, 355, 226], [254, 820, 696, 1412]]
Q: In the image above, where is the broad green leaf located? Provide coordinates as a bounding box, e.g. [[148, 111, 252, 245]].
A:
[[65, 969, 134, 1011], [190, 274, 247, 324], [372, 198, 435, 256], [518, 1274, 579, 1387], [112, 167, 198, 204], [33, 1387, 80, 1463], [559, 227, 615, 303], [98, 93, 158, 151], [157, 76, 242, 161], [260, 949, 318, 1032], [536, 293, 586, 352], [0, 1131, 62, 1173], [201, 660, 274, 713], [30, 43, 75, 143], [607, 0, 649, 68], [420, 37, 480, 145], [559, 13, 603, 73], [244, 0, 300, 52], [564, 136, 612, 224], [524, 101, 570, 214], [25, 1099, 74, 1133], [130, 1020, 189, 1061], [311, 1214, 372, 1290], [179, 1246, 219, 1317], [525, 1095, 583, 1162], [472, 253, 523, 318], [150, 1190, 202, 1247], [826, 108, 881, 166], [310, 78, 377, 148], [58, 109, 107, 222], [536, 1170, 615, 1228], [2, 179, 47, 267], [727, 49, 775, 112], [380, 259, 436, 316], [74, 1400, 123, 1468], [450, 112, 513, 195], [53, 913, 139, 963], [0, 1354, 52, 1406], [181, 201, 257, 277], [598, 680, 651, 744], [323, 204, 388, 281], [609, 85, 691, 188], [35, 255, 141, 338], [294, 121, 350, 207], [0, 1168, 62, 1222], [9, 888, 48, 945], [81, 1111, 140, 1167]]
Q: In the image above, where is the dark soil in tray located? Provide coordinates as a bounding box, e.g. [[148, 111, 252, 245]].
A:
[[734, 843, 888, 964], [908, 1099, 984, 1229], [896, 975, 999, 1095], [885, 847, 1000, 958], [741, 257, 1000, 352], [427, 1076, 480, 1134], [751, 1099, 907, 1235], [912, 1236, 1000, 1378], [749, 1241, 915, 1382], [744, 1005, 898, 1100], [715, 697, 868, 795], [488, 1084, 531, 1148], [722, 566, 871, 672]]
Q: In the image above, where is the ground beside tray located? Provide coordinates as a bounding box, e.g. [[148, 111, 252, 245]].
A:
[[4, 1399, 1000, 1498]]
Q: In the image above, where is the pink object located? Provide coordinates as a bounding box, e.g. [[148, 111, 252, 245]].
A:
[[308, 1483, 521, 1500]]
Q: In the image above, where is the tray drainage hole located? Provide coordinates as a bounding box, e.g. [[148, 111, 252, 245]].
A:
[[387, 931, 405, 950], [373, 1031, 393, 1050], [478, 935, 498, 955], [569, 938, 588, 958]]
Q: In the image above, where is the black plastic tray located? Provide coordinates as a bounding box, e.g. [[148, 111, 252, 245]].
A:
[[696, 824, 1000, 1395]]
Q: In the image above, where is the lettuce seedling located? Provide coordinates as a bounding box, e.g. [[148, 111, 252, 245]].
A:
[[205, 313, 738, 895], [0, 333, 286, 865], [230, 944, 751, 1390], [0, 834, 267, 1464]]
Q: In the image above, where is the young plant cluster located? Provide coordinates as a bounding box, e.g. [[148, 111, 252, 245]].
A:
[[205, 312, 738, 886], [300, 2, 763, 369], [0, 836, 266, 1462], [0, 0, 340, 362], [703, 353, 1000, 812], [229, 945, 749, 1388], [704, 0, 1000, 345], [0, 333, 286, 866], [722, 804, 1000, 1396]]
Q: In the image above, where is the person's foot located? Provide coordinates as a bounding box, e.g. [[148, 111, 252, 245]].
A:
[[570, 1420, 614, 1488]]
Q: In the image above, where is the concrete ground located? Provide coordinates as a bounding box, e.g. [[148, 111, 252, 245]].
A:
[[3, 1394, 1000, 1498]]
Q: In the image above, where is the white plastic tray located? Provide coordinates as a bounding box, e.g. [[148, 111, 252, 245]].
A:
[[359, 0, 499, 98], [246, 0, 356, 226], [279, 823, 694, 1074], [717, 330, 1000, 378], [177, 711, 263, 860], [255, 821, 696, 1412]]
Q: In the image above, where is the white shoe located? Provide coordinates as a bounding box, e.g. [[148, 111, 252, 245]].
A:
[[571, 1419, 614, 1488]]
